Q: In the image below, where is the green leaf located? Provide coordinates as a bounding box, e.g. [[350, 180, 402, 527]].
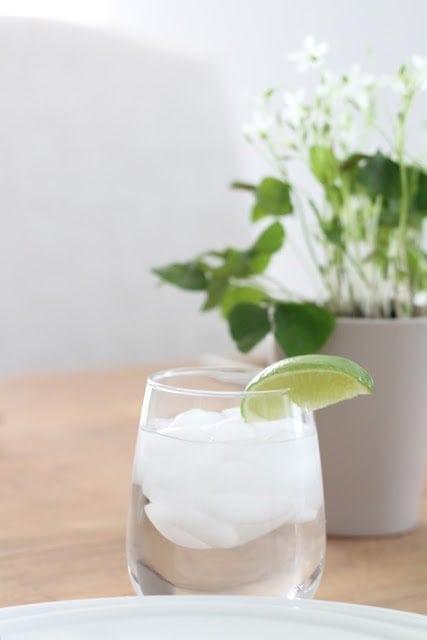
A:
[[153, 262, 207, 290], [340, 153, 370, 173], [409, 167, 427, 215], [202, 275, 229, 311], [309, 146, 338, 186], [325, 184, 344, 210], [249, 253, 272, 273], [273, 302, 336, 357], [255, 177, 293, 215], [251, 203, 269, 221], [221, 286, 267, 318], [222, 249, 253, 278], [354, 154, 427, 225], [252, 221, 285, 254], [356, 152, 400, 201], [319, 216, 344, 248], [228, 303, 271, 353], [378, 198, 400, 227]]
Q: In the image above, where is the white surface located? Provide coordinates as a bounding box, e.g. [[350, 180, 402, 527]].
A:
[[0, 596, 425, 639], [0, 18, 244, 374]]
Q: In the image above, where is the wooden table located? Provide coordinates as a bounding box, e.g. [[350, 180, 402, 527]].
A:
[[0, 365, 426, 613]]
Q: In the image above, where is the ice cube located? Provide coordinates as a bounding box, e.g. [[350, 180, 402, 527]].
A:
[[162, 408, 224, 441], [144, 503, 209, 549], [135, 407, 322, 548], [145, 502, 241, 548], [221, 407, 242, 419]]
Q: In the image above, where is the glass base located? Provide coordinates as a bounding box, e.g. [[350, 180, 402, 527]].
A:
[[128, 558, 324, 599]]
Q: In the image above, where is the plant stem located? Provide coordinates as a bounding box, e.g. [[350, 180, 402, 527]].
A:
[[291, 189, 325, 289], [396, 94, 413, 315]]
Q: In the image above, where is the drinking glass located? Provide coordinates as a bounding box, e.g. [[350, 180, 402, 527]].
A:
[[126, 367, 325, 598]]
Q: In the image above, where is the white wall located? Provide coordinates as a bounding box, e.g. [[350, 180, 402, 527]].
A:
[[1, 1, 427, 373], [110, 0, 427, 123], [0, 1, 113, 25], [0, 16, 246, 374]]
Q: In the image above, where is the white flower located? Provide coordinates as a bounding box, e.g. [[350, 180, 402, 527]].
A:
[[281, 89, 306, 128], [340, 65, 375, 110], [242, 109, 274, 139], [411, 55, 427, 90], [412, 55, 427, 72], [315, 70, 336, 98], [385, 56, 427, 97], [288, 34, 329, 72], [384, 73, 407, 96]]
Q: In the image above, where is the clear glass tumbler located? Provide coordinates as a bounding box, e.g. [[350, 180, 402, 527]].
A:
[[126, 367, 325, 598]]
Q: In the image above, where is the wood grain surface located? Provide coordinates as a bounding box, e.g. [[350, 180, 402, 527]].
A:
[[0, 365, 426, 613]]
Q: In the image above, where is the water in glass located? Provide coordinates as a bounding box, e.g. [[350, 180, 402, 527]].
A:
[[127, 369, 325, 597]]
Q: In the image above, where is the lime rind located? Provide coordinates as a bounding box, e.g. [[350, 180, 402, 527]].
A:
[[242, 354, 373, 421]]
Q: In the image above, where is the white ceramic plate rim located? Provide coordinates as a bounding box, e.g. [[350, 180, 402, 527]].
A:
[[0, 596, 426, 636]]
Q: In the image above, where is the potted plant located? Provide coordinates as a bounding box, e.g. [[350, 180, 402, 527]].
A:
[[153, 37, 427, 535]]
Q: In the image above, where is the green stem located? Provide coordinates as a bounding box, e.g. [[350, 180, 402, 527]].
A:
[[396, 95, 413, 315], [292, 189, 325, 287], [263, 139, 325, 294]]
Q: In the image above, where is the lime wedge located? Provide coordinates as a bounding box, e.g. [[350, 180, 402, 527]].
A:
[[242, 354, 373, 421]]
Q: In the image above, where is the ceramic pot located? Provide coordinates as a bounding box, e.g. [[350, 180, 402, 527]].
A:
[[316, 317, 427, 536]]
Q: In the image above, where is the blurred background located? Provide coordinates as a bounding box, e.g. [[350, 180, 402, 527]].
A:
[[1, 0, 427, 374]]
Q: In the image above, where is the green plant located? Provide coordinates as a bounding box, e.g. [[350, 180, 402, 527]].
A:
[[154, 37, 427, 356]]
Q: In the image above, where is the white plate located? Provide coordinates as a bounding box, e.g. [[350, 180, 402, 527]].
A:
[[0, 596, 425, 639]]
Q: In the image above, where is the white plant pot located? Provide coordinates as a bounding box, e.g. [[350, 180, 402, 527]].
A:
[[316, 317, 427, 536]]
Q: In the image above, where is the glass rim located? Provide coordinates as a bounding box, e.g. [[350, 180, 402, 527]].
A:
[[146, 366, 299, 402]]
